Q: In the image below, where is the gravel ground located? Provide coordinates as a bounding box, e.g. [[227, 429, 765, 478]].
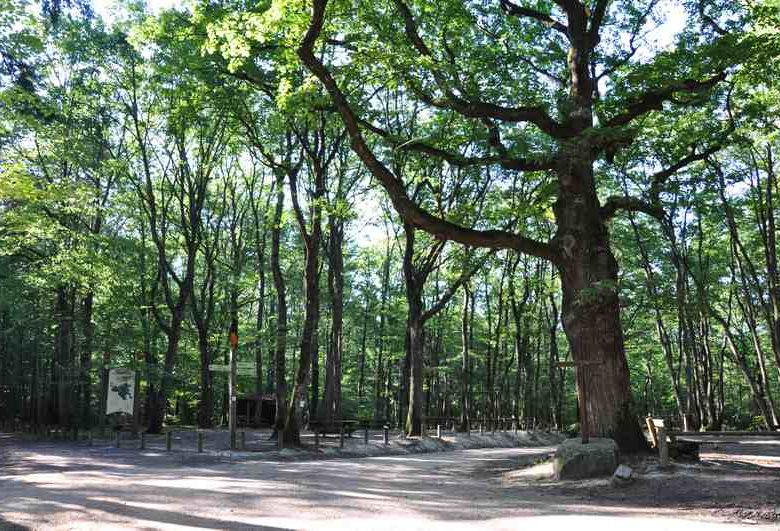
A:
[[1, 432, 779, 530]]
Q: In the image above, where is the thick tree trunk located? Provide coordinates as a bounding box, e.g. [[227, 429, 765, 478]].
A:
[[553, 145, 646, 452]]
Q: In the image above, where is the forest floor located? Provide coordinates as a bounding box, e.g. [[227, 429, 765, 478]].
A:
[[0, 431, 778, 530]]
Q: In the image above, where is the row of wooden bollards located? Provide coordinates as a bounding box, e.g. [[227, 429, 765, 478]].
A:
[[5, 424, 451, 451], [115, 430, 251, 452], [423, 423, 517, 437]]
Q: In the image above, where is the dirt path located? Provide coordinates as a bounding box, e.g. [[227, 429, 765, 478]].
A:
[[1, 434, 778, 530]]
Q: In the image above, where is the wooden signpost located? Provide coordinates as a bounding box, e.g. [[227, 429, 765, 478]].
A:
[[557, 359, 604, 444], [208, 333, 247, 451]]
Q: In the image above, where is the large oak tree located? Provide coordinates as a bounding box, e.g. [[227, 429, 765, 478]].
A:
[[294, 0, 751, 450]]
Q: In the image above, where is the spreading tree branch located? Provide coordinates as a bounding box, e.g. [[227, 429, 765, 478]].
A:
[[357, 118, 555, 172], [605, 73, 726, 129], [600, 195, 664, 221], [297, 0, 560, 264], [394, 0, 571, 138], [499, 0, 568, 36]]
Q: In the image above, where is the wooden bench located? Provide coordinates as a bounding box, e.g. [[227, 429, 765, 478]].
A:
[[645, 416, 698, 461], [309, 419, 359, 438]]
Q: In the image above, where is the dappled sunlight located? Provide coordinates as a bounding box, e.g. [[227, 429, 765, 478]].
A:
[[2, 438, 779, 529]]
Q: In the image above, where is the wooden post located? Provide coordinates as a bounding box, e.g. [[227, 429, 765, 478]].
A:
[[240, 430, 246, 450], [166, 431, 172, 451], [139, 432, 145, 450], [645, 417, 660, 448], [658, 427, 669, 468], [339, 426, 345, 448], [197, 431, 204, 453], [364, 427, 369, 445], [88, 430, 94, 447], [383, 425, 389, 445]]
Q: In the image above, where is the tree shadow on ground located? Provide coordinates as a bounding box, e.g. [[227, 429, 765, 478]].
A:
[[2, 437, 780, 528]]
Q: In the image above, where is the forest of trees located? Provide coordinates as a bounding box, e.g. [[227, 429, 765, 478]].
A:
[[1, 0, 779, 452]]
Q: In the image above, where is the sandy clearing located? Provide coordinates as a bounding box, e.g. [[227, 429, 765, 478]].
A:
[[1, 436, 778, 530]]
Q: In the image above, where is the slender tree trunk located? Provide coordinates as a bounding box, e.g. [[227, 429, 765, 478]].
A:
[[405, 314, 424, 436], [548, 295, 563, 430], [320, 218, 344, 427], [762, 146, 780, 379], [80, 292, 94, 428], [631, 217, 686, 424], [271, 172, 288, 434], [196, 326, 214, 428], [55, 286, 74, 427], [284, 159, 324, 445], [255, 247, 266, 424], [509, 263, 529, 426], [458, 285, 471, 432], [374, 240, 391, 423], [149, 303, 186, 434], [358, 293, 368, 400], [253, 191, 269, 423], [403, 224, 424, 437], [310, 336, 320, 422]]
